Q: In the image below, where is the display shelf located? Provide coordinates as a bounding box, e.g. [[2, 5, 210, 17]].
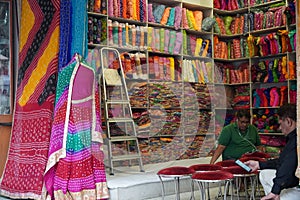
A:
[[249, 0, 284, 9], [213, 7, 248, 15], [87, 0, 296, 163]]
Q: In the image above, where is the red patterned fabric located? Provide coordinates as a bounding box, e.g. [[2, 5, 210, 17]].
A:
[[157, 166, 195, 176], [192, 171, 234, 180], [0, 0, 60, 199]]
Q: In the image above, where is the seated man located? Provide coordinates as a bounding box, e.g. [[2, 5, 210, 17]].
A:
[[246, 103, 300, 200], [210, 109, 262, 164]]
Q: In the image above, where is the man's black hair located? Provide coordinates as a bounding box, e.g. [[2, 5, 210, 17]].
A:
[[277, 103, 296, 121], [236, 109, 251, 119]]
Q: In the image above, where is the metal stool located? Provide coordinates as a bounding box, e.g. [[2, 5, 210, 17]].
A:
[[189, 164, 223, 199], [157, 166, 195, 200], [239, 156, 266, 199], [192, 171, 234, 200], [222, 166, 258, 200]]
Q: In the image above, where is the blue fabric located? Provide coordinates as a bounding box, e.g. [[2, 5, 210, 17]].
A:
[[58, 0, 71, 71]]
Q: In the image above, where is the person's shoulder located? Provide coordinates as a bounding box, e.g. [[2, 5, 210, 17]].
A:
[[222, 123, 235, 131], [248, 124, 259, 132]]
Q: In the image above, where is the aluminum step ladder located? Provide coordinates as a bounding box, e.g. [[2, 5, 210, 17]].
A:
[[99, 47, 144, 175]]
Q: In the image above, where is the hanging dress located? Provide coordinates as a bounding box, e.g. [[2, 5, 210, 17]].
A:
[[44, 53, 109, 199]]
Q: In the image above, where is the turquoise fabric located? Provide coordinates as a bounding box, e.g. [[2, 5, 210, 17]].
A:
[[70, 0, 88, 59]]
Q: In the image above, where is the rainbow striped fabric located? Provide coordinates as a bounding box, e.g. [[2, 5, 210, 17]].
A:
[[44, 53, 109, 199]]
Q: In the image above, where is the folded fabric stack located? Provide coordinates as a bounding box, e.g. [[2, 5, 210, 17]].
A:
[[249, 3, 286, 31], [107, 20, 148, 50], [88, 16, 107, 45], [148, 82, 182, 109], [147, 27, 183, 55], [182, 108, 213, 135], [127, 81, 148, 107], [214, 36, 248, 59], [107, 0, 147, 22], [252, 86, 288, 108], [231, 85, 250, 109], [288, 29, 296, 51], [260, 135, 285, 146], [214, 62, 249, 84], [148, 4, 182, 30], [182, 60, 213, 83], [119, 52, 147, 79], [88, 0, 107, 14], [214, 0, 247, 10], [249, 0, 279, 6], [289, 83, 296, 104], [184, 83, 212, 109], [214, 86, 234, 108], [149, 109, 182, 136], [247, 30, 294, 57], [183, 31, 212, 57], [179, 135, 214, 159], [214, 14, 247, 35], [141, 136, 188, 164], [284, 0, 296, 25], [181, 8, 203, 31], [148, 56, 181, 81], [251, 57, 287, 83], [132, 109, 150, 134], [252, 108, 280, 133]]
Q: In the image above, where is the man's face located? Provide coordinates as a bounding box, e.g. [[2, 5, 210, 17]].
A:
[[278, 117, 291, 135], [237, 116, 250, 132]]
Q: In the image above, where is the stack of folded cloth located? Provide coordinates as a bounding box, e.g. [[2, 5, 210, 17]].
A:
[[182, 60, 213, 83], [87, 17, 107, 45], [127, 82, 148, 108]]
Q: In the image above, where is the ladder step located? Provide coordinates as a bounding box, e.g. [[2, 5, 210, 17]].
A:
[[111, 154, 141, 161], [110, 136, 138, 142], [106, 100, 130, 104], [108, 118, 134, 123]]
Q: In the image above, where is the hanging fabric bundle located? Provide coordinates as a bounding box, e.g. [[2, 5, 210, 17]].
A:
[[44, 53, 109, 199]]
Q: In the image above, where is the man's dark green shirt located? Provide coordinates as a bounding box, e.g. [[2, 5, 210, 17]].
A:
[[218, 122, 261, 160]]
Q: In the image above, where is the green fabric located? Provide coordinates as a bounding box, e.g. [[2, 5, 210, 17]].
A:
[[218, 122, 261, 160]]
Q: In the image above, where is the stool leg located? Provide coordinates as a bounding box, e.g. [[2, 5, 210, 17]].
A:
[[250, 175, 256, 200], [158, 176, 165, 200], [175, 177, 180, 200], [196, 181, 205, 200], [206, 183, 210, 200], [224, 180, 229, 200], [190, 180, 195, 200], [244, 177, 248, 200]]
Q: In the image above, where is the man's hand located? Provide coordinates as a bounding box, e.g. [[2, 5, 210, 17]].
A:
[[244, 160, 260, 171], [261, 192, 280, 200]]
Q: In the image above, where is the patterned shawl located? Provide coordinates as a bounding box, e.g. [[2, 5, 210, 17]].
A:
[[0, 0, 60, 199], [44, 53, 109, 199]]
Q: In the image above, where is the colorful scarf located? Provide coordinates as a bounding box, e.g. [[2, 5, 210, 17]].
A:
[[0, 0, 60, 199]]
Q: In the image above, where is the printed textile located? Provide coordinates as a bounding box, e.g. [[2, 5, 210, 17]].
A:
[[0, 0, 60, 199], [44, 53, 109, 199]]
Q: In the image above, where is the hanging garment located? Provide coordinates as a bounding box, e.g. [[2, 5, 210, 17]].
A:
[[0, 0, 60, 199], [44, 53, 109, 199]]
